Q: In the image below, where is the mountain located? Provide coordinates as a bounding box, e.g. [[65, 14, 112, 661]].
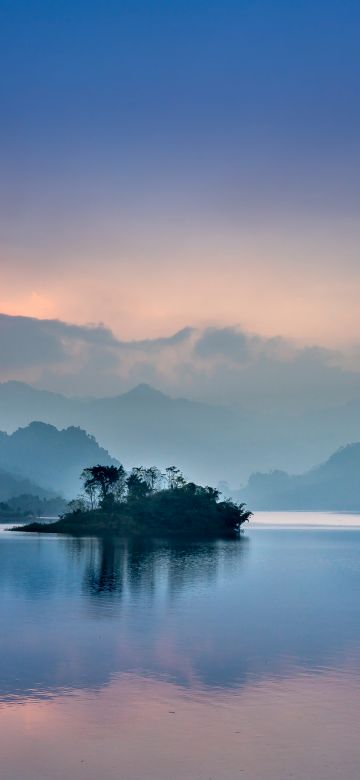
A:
[[0, 422, 118, 497], [0, 382, 249, 484], [2, 381, 360, 485], [1, 384, 360, 507], [0, 468, 54, 503], [237, 443, 360, 511], [0, 381, 75, 430]]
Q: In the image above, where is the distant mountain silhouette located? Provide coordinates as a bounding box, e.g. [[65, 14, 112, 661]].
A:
[[118, 383, 170, 403], [0, 422, 118, 497], [0, 468, 54, 503], [0, 381, 244, 484], [238, 443, 360, 511], [3, 381, 360, 485]]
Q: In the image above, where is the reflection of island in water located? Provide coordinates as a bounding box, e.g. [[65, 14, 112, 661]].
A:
[[1, 529, 360, 706], [71, 536, 249, 600], [0, 535, 249, 702]]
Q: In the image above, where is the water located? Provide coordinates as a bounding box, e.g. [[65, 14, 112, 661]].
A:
[[1, 515, 360, 779]]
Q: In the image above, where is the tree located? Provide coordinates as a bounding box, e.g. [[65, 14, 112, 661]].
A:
[[165, 466, 186, 490], [217, 499, 252, 531], [81, 465, 123, 507], [67, 497, 88, 514], [113, 464, 128, 502], [144, 466, 163, 492], [127, 467, 150, 501]]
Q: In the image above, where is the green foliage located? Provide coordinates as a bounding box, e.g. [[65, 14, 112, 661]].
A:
[[18, 463, 252, 538]]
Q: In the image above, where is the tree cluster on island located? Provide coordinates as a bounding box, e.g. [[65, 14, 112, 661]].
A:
[[17, 464, 252, 537]]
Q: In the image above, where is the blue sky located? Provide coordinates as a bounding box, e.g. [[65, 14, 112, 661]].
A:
[[2, 0, 359, 174], [0, 0, 359, 343]]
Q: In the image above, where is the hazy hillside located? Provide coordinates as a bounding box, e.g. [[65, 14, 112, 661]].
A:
[[0, 382, 251, 484], [2, 381, 360, 485], [237, 443, 360, 511], [0, 468, 54, 503], [0, 422, 118, 497], [0, 381, 77, 430]]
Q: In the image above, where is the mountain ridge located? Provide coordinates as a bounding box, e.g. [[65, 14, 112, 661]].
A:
[[237, 442, 360, 511], [2, 380, 360, 485], [0, 421, 118, 497]]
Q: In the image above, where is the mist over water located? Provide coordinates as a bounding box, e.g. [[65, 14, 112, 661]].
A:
[[1, 521, 360, 779]]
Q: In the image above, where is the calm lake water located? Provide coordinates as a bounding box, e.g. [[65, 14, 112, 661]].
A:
[[1, 514, 360, 779]]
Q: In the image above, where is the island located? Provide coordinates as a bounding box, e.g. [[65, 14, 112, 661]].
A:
[[14, 464, 252, 538]]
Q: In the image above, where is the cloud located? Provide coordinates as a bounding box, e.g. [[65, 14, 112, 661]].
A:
[[1, 313, 360, 411], [0, 314, 195, 393], [0, 314, 67, 369], [195, 327, 252, 362]]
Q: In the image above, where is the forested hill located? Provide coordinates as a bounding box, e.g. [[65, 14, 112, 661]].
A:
[[0, 467, 53, 502], [237, 443, 360, 511], [0, 422, 118, 497]]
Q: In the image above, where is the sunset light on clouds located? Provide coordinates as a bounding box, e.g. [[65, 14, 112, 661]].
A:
[[1, 0, 359, 350], [1, 214, 360, 345]]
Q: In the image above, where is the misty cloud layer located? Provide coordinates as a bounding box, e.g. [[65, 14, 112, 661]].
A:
[[1, 313, 360, 413]]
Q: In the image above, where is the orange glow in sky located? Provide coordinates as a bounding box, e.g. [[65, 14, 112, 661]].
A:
[[1, 215, 359, 345]]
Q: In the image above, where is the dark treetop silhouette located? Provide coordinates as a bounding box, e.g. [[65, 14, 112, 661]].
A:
[[16, 464, 252, 538]]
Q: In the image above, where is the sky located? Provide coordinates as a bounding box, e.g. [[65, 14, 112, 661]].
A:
[[0, 0, 360, 390]]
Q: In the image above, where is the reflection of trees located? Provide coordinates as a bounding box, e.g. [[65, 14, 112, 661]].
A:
[[125, 539, 157, 600], [64, 537, 126, 596], [84, 538, 126, 595], [166, 539, 249, 600], [65, 536, 249, 603]]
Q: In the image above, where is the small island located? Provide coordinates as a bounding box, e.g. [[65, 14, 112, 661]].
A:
[[15, 464, 252, 538]]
